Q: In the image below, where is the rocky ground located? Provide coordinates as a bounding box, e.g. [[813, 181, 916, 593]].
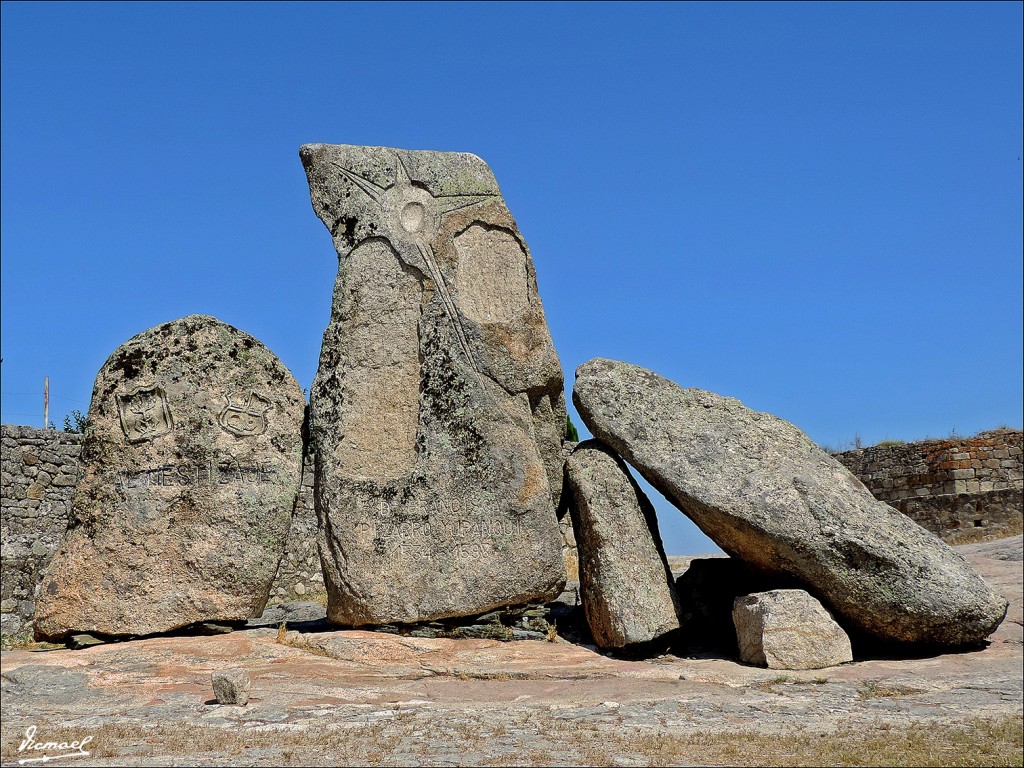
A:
[[2, 536, 1021, 767]]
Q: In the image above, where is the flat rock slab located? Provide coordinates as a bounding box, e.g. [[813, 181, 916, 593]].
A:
[[301, 144, 566, 625], [34, 315, 305, 640], [1, 538, 1019, 766], [733, 589, 853, 670], [573, 358, 1008, 646], [566, 440, 680, 648]]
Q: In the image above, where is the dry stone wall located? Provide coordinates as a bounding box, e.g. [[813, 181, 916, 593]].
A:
[[835, 429, 1023, 544], [1, 425, 83, 639], [1, 424, 322, 639]]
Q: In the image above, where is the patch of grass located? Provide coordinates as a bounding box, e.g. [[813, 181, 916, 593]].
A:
[[3, 713, 1018, 767], [858, 680, 924, 699], [540, 715, 1024, 767], [750, 675, 792, 692], [0, 633, 64, 652], [453, 670, 523, 681]]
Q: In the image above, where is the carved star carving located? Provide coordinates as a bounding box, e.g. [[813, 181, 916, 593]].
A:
[[330, 153, 497, 371]]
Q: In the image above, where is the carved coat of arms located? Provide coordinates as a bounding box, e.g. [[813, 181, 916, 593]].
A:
[[218, 391, 272, 437], [116, 385, 173, 442]]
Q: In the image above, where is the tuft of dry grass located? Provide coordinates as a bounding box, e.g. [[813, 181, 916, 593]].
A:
[[857, 680, 924, 700], [750, 675, 792, 693]]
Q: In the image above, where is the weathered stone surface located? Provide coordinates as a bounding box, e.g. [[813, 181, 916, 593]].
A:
[[34, 315, 305, 640], [733, 589, 853, 670], [211, 669, 251, 705], [565, 440, 680, 648], [573, 359, 1008, 646], [300, 144, 565, 625]]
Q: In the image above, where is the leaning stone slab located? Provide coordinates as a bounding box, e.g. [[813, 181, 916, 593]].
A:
[[566, 440, 680, 649], [573, 358, 1008, 646], [733, 589, 853, 670], [300, 144, 565, 625], [34, 315, 305, 640]]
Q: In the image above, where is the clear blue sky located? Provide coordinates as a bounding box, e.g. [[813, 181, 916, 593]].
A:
[[3, 2, 1021, 554]]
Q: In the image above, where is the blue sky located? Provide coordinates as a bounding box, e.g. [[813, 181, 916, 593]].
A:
[[2, 2, 1021, 554]]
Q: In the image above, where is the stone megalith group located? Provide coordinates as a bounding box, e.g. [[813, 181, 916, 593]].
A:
[[33, 143, 1008, 669]]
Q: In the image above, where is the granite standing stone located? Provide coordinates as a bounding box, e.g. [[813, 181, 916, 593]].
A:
[[34, 315, 305, 640], [565, 440, 680, 648], [573, 358, 1008, 646], [300, 144, 566, 625], [733, 589, 853, 670]]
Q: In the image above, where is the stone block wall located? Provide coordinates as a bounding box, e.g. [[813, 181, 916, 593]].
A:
[[1, 424, 324, 639], [835, 429, 1023, 544], [1, 425, 83, 638]]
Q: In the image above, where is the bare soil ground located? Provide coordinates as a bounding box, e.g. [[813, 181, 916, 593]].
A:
[[2, 536, 1021, 767]]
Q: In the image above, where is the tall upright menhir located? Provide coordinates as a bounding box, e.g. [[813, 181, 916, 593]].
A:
[[300, 144, 568, 625]]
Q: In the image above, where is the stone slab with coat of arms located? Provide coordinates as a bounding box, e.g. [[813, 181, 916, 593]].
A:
[[34, 315, 306, 640]]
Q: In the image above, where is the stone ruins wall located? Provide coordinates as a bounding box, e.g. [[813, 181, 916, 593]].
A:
[[835, 429, 1023, 544], [1, 424, 323, 639], [1, 425, 83, 638]]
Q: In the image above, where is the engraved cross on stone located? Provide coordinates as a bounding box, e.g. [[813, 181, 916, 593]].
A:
[[331, 153, 496, 371]]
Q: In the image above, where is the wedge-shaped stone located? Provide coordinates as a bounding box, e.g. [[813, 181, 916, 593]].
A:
[[573, 358, 1007, 646], [733, 589, 853, 670], [300, 144, 566, 625], [35, 315, 305, 640], [566, 440, 680, 648]]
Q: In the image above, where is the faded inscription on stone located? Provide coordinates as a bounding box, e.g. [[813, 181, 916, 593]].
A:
[[110, 455, 280, 489]]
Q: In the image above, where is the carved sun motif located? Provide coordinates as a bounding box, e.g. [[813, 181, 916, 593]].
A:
[[331, 153, 497, 371]]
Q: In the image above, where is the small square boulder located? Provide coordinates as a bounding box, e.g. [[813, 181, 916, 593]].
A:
[[733, 589, 853, 670]]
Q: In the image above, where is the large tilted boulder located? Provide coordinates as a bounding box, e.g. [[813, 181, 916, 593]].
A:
[[733, 589, 853, 670], [565, 440, 680, 648], [300, 143, 566, 625], [34, 315, 305, 640], [573, 358, 1007, 646]]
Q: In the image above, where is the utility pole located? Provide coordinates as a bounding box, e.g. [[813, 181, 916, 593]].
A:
[[44, 376, 49, 430]]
